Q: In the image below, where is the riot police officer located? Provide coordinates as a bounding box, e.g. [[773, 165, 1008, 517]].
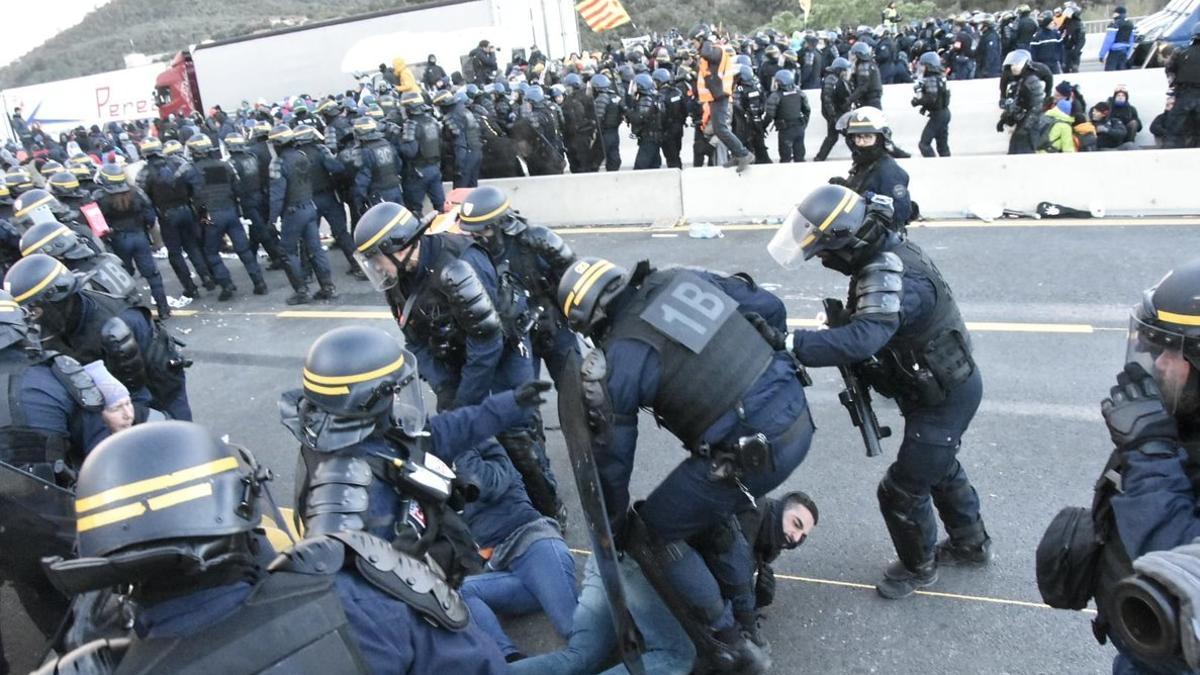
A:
[[397, 92, 447, 218], [1033, 259, 1200, 674], [45, 171, 92, 225], [912, 52, 952, 158], [352, 202, 564, 524], [280, 325, 547, 577], [628, 73, 665, 170], [656, 69, 689, 169], [183, 135, 267, 300], [0, 289, 107, 666], [435, 91, 484, 188], [492, 79, 517, 134], [294, 124, 362, 280], [225, 133, 287, 270], [12, 186, 101, 254], [1165, 23, 1200, 148], [136, 137, 213, 300], [767, 185, 989, 599], [815, 57, 853, 162], [352, 116, 404, 208], [561, 73, 602, 173], [764, 69, 811, 163], [7, 253, 192, 422], [90, 165, 172, 319], [998, 49, 1051, 155], [829, 108, 913, 229], [268, 124, 337, 306], [513, 86, 566, 176], [455, 185, 578, 384], [733, 65, 772, 164], [38, 421, 509, 674], [848, 42, 883, 109], [19, 220, 146, 307], [554, 257, 813, 673], [592, 73, 625, 172]]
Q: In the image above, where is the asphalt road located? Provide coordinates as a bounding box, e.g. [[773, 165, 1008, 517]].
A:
[[7, 216, 1199, 673]]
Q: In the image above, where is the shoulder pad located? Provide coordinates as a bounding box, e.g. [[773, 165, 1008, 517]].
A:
[[438, 259, 501, 339], [580, 347, 608, 383], [270, 534, 347, 575], [268, 158, 284, 180], [48, 353, 104, 412], [520, 226, 576, 271], [328, 530, 470, 631], [853, 252, 903, 317]]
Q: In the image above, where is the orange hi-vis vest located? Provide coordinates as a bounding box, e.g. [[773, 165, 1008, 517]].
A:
[[697, 46, 734, 103]]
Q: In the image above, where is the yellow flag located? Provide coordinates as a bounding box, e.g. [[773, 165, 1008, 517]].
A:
[[576, 0, 632, 32]]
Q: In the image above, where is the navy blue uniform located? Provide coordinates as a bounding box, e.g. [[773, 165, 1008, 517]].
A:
[[93, 188, 170, 313], [397, 114, 447, 217], [600, 272, 810, 633], [845, 155, 913, 227], [137, 156, 212, 293], [296, 141, 356, 271], [17, 359, 110, 456], [135, 573, 506, 674], [355, 138, 405, 206], [269, 146, 334, 291]]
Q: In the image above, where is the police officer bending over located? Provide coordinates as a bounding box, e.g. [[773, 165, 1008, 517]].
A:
[[554, 257, 814, 673], [455, 186, 578, 386], [352, 202, 564, 524], [767, 185, 989, 599], [37, 421, 508, 674], [6, 254, 192, 422], [20, 220, 145, 309]]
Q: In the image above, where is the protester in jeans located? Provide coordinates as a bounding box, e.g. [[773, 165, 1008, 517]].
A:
[[457, 440, 578, 662]]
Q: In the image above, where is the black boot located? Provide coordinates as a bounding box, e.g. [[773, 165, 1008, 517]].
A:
[[218, 284, 236, 301], [735, 611, 770, 655], [252, 279, 269, 295], [156, 303, 171, 320], [182, 283, 200, 299], [346, 266, 367, 281], [312, 284, 338, 301], [712, 627, 772, 674], [201, 275, 218, 291], [936, 521, 994, 566], [285, 290, 310, 305], [876, 559, 938, 599]]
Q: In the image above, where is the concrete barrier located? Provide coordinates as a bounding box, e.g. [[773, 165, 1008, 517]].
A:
[[472, 147, 1200, 226]]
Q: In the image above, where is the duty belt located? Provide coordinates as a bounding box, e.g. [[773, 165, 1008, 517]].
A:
[[284, 200, 315, 214], [694, 405, 814, 476]]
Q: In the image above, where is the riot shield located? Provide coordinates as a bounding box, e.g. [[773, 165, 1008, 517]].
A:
[[557, 349, 645, 675], [0, 459, 76, 637]]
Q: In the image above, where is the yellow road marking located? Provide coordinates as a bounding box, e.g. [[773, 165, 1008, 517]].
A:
[[566, 548, 1092, 613], [555, 217, 1200, 236], [276, 309, 393, 319]]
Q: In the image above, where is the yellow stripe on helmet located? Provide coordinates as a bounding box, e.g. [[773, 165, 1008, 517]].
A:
[[1158, 309, 1200, 327], [303, 355, 406, 386], [13, 260, 68, 304], [562, 260, 615, 315], [77, 482, 215, 533], [459, 199, 511, 224], [75, 456, 239, 513], [14, 194, 53, 218], [21, 225, 71, 257], [356, 208, 413, 253]]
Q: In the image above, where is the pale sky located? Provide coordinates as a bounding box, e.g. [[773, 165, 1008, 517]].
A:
[[0, 0, 114, 68]]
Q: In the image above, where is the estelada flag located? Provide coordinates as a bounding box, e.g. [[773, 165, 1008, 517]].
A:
[[575, 0, 632, 32]]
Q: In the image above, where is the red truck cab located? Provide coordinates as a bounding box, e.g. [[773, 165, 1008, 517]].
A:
[[154, 51, 201, 119]]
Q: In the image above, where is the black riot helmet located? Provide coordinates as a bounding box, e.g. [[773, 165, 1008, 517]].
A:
[[5, 168, 35, 197], [185, 134, 215, 159], [399, 91, 428, 116], [139, 137, 163, 158], [556, 257, 630, 336], [351, 116, 383, 141], [0, 290, 32, 351], [96, 164, 130, 194], [457, 185, 514, 233], [5, 253, 79, 307], [224, 133, 248, 152], [38, 160, 64, 178], [43, 421, 270, 596], [47, 171, 87, 199], [1126, 259, 1200, 418], [293, 124, 322, 145], [769, 184, 890, 274], [251, 120, 273, 140], [268, 123, 294, 146], [13, 188, 71, 229], [352, 201, 426, 291], [0, 182, 11, 206], [20, 221, 95, 261], [302, 325, 424, 434]]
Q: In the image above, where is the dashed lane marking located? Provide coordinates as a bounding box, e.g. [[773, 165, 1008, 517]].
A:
[[565, 548, 1095, 614]]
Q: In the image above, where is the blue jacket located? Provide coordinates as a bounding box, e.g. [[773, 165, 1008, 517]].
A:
[[598, 271, 806, 520], [353, 139, 403, 203], [1031, 27, 1065, 70], [8, 355, 110, 456], [454, 438, 543, 549]]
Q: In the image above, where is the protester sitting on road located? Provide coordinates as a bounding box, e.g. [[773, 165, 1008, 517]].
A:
[[1150, 96, 1182, 147], [1090, 102, 1133, 150], [1107, 85, 1142, 143], [1039, 99, 1078, 153]]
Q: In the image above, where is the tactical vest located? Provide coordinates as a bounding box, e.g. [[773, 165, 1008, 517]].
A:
[[604, 269, 774, 449], [459, 110, 483, 152], [389, 236, 472, 365], [279, 148, 314, 207], [295, 145, 335, 195], [921, 76, 951, 111], [143, 158, 190, 209], [634, 94, 664, 140], [364, 139, 401, 191], [113, 572, 369, 675], [777, 89, 808, 124], [97, 192, 144, 233], [858, 240, 974, 405], [600, 94, 624, 128], [1112, 19, 1134, 44], [73, 253, 145, 307], [0, 354, 77, 470], [193, 158, 237, 212], [228, 150, 263, 198], [662, 85, 688, 126], [414, 116, 442, 164]]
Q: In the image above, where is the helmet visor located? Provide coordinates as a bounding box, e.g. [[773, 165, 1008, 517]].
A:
[[1125, 315, 1198, 416], [768, 206, 820, 268], [354, 251, 398, 292], [392, 372, 427, 436]]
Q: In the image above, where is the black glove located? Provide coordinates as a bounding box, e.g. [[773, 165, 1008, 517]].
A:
[[744, 312, 786, 351], [995, 119, 1006, 133], [754, 563, 776, 608], [1101, 362, 1180, 454], [828, 176, 849, 187], [514, 380, 553, 408]]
